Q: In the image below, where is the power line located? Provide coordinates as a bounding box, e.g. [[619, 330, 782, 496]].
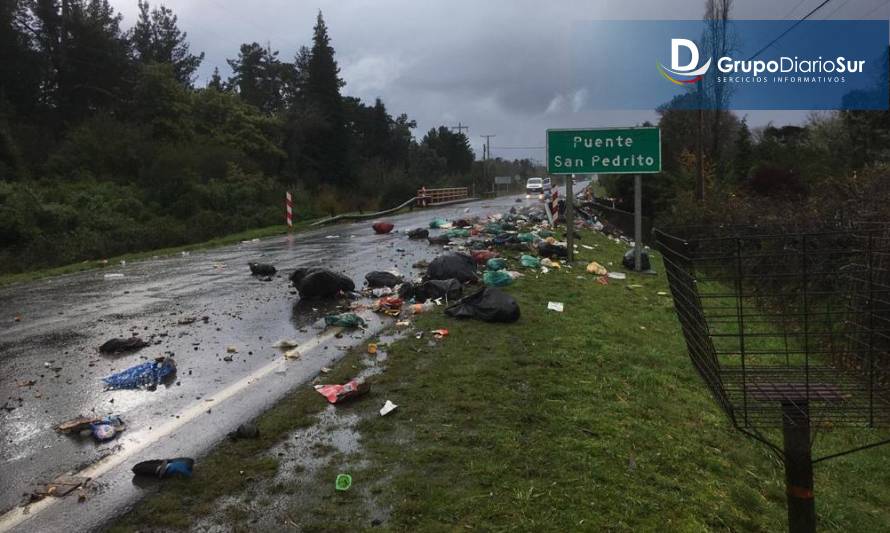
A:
[[782, 0, 809, 19], [822, 0, 852, 19], [491, 146, 545, 150], [450, 122, 469, 135], [862, 0, 890, 17], [747, 0, 833, 60]]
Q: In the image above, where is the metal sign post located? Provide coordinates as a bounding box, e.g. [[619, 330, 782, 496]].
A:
[[634, 175, 642, 272], [566, 174, 574, 262]]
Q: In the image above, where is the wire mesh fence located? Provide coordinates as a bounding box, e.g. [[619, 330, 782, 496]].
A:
[[656, 226, 890, 430]]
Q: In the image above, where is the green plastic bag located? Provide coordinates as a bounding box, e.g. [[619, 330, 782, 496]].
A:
[[517, 233, 535, 242], [486, 258, 507, 271], [537, 230, 554, 238], [483, 223, 504, 235], [429, 217, 448, 229], [446, 228, 470, 238], [324, 313, 367, 328], [483, 270, 513, 287], [520, 255, 541, 268]]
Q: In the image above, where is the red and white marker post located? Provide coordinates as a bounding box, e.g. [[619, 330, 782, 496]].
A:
[[285, 191, 293, 230]]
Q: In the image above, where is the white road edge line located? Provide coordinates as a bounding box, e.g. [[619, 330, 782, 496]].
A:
[[0, 327, 345, 532]]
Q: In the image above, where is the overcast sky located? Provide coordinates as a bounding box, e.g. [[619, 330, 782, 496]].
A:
[[109, 0, 890, 162]]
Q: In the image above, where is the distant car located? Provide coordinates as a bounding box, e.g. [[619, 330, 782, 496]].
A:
[[526, 177, 543, 198]]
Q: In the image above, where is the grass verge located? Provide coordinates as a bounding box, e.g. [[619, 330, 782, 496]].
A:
[[108, 229, 890, 532]]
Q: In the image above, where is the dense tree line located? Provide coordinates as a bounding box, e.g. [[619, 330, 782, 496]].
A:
[[0, 2, 531, 274]]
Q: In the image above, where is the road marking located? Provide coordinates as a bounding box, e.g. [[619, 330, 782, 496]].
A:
[[0, 327, 345, 532]]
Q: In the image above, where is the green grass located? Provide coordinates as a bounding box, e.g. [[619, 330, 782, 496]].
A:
[[0, 222, 311, 288], [107, 229, 890, 532]]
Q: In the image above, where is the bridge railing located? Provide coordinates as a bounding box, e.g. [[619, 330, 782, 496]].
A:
[[417, 187, 468, 206]]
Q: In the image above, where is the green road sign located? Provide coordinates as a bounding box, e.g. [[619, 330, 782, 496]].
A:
[[546, 127, 661, 175]]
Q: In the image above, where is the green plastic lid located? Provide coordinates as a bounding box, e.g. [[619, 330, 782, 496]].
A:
[[335, 473, 352, 491]]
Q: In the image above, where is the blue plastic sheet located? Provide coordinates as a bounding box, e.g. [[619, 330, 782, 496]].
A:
[[103, 358, 176, 390]]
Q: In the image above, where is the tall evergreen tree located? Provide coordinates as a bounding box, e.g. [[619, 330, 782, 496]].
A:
[[227, 42, 286, 114], [733, 118, 752, 182], [422, 126, 474, 175], [206, 66, 224, 91], [303, 10, 349, 183], [31, 0, 132, 122], [131, 1, 203, 86]]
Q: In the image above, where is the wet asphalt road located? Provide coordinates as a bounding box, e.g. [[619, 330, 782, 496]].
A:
[[0, 192, 548, 532]]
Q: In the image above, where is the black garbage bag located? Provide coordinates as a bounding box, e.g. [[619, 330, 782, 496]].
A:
[[622, 248, 651, 271], [365, 271, 402, 288], [398, 278, 463, 303], [408, 228, 429, 239], [289, 267, 355, 299], [427, 235, 451, 245], [248, 262, 276, 276], [427, 253, 477, 283], [100, 337, 149, 354], [132, 457, 194, 478], [445, 287, 520, 323], [538, 242, 568, 258]]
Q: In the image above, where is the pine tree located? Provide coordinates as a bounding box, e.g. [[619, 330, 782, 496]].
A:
[[207, 66, 224, 91], [733, 118, 752, 183], [226, 42, 286, 113], [302, 10, 350, 184], [131, 0, 204, 86]]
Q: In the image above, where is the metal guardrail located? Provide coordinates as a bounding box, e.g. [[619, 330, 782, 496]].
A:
[[311, 194, 480, 226], [417, 187, 468, 206]]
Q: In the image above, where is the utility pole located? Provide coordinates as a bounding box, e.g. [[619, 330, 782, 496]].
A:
[[480, 134, 495, 197], [450, 122, 469, 135]]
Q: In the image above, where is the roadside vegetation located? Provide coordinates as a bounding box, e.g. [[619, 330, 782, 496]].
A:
[[109, 229, 890, 532], [0, 2, 539, 275]]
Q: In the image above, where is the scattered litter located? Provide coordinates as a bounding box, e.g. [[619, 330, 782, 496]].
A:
[[103, 357, 176, 390], [657, 291, 669, 296], [368, 343, 378, 354], [586, 261, 608, 276], [483, 270, 513, 287], [379, 400, 398, 416], [547, 302, 564, 313], [315, 379, 371, 404], [445, 288, 520, 323], [335, 473, 352, 491], [427, 253, 478, 283], [410, 301, 436, 314], [373, 296, 403, 316], [431, 329, 449, 339], [226, 346, 237, 353], [248, 262, 276, 276], [486, 258, 507, 271], [132, 457, 194, 479], [412, 259, 430, 269], [324, 313, 367, 329], [284, 347, 301, 359], [596, 276, 609, 285], [290, 268, 355, 300], [177, 317, 196, 325], [365, 271, 402, 288], [427, 235, 451, 245], [228, 423, 259, 440], [622, 249, 651, 271], [408, 228, 429, 239], [395, 320, 411, 327], [56, 415, 126, 441], [99, 337, 148, 354], [325, 235, 340, 239], [627, 284, 643, 289], [103, 273, 124, 279], [581, 244, 595, 250], [372, 221, 395, 234], [429, 217, 449, 229], [520, 255, 541, 268], [320, 367, 332, 374], [31, 475, 90, 501], [273, 339, 299, 349], [607, 272, 627, 280]]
